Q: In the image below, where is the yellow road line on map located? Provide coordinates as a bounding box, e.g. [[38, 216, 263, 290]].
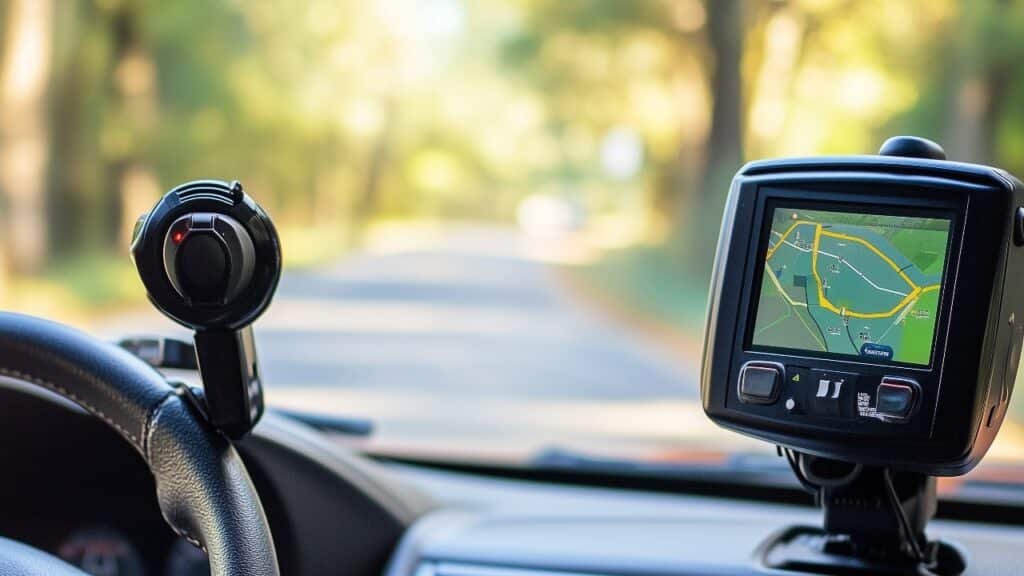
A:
[[766, 220, 807, 259], [765, 266, 806, 308], [820, 229, 916, 289], [811, 224, 826, 310], [839, 287, 921, 319], [783, 222, 938, 320]]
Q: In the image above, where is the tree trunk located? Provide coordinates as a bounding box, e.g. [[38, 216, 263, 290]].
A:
[[0, 0, 54, 274], [945, 0, 1010, 165], [700, 0, 744, 198], [107, 5, 159, 251], [48, 22, 86, 255], [947, 62, 1010, 165], [355, 97, 396, 229], [681, 0, 744, 271]]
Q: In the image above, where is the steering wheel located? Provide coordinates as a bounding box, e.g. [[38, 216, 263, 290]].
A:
[[0, 313, 279, 576]]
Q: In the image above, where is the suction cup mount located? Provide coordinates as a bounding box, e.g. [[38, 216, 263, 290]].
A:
[[761, 452, 966, 576], [131, 180, 281, 438]]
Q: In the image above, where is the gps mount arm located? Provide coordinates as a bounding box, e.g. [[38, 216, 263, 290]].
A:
[[763, 451, 965, 576], [701, 135, 1024, 576], [131, 180, 282, 439]]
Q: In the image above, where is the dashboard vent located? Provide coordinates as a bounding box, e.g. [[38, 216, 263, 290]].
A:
[[414, 561, 612, 576]]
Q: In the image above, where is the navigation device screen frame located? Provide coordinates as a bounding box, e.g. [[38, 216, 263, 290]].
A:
[[745, 196, 958, 370]]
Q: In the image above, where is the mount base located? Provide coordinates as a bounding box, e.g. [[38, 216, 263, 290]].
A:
[[763, 453, 967, 576], [761, 526, 966, 576]]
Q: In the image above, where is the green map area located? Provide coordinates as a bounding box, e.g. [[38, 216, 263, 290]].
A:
[[752, 208, 951, 366]]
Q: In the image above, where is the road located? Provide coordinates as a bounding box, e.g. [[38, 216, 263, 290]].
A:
[[97, 226, 758, 461]]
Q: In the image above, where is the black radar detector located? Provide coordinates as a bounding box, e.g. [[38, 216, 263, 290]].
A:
[[702, 136, 1024, 575], [131, 180, 282, 439]]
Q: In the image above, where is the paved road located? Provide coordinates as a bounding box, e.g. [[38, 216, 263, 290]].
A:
[[98, 226, 752, 460]]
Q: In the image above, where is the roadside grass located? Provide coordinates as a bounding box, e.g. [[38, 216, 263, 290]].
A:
[[278, 223, 353, 269], [3, 252, 147, 323], [0, 223, 354, 322], [568, 242, 710, 342]]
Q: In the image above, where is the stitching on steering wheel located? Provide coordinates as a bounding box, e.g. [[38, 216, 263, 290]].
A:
[[143, 393, 174, 464], [9, 340, 162, 424], [141, 391, 171, 461], [144, 392, 210, 555], [0, 368, 212, 556], [0, 368, 212, 557], [0, 367, 143, 449]]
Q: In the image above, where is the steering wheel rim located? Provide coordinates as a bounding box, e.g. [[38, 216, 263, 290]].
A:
[[0, 312, 279, 576]]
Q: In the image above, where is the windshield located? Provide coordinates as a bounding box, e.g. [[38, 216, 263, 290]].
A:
[[3, 0, 1024, 498]]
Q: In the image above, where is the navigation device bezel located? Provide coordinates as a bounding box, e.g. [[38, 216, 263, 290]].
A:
[[701, 156, 1024, 475]]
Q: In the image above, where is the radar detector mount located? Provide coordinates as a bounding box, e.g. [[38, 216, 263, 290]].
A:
[[131, 180, 282, 439], [702, 136, 1024, 575]]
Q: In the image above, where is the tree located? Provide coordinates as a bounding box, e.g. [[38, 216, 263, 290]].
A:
[[106, 1, 161, 249], [944, 0, 1018, 166], [355, 96, 396, 226], [687, 0, 743, 267], [0, 0, 54, 273], [502, 1, 747, 243]]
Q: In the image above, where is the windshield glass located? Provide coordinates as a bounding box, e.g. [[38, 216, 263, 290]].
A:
[[3, 0, 1024, 498]]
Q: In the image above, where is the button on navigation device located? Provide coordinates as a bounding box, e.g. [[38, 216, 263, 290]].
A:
[[876, 377, 919, 422], [806, 369, 855, 418], [738, 362, 782, 404]]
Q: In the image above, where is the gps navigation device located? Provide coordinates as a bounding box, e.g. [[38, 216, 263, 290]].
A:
[[701, 137, 1024, 574], [702, 137, 1024, 476]]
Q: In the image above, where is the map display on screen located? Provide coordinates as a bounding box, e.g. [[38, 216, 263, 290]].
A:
[[751, 207, 951, 366]]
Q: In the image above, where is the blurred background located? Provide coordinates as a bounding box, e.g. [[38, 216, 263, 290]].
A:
[[2, 0, 1024, 477]]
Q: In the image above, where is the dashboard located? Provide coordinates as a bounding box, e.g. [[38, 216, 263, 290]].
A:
[[5, 375, 1024, 576], [386, 465, 1024, 576], [0, 376, 429, 576], [0, 381, 212, 575]]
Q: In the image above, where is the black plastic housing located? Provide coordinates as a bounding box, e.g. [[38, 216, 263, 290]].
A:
[[701, 155, 1024, 476], [131, 180, 280, 438], [130, 180, 281, 331]]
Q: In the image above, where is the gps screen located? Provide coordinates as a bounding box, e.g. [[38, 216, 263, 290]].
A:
[[751, 207, 952, 366]]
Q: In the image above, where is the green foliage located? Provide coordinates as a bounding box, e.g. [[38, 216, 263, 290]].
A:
[[11, 0, 1024, 318], [43, 252, 143, 307]]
